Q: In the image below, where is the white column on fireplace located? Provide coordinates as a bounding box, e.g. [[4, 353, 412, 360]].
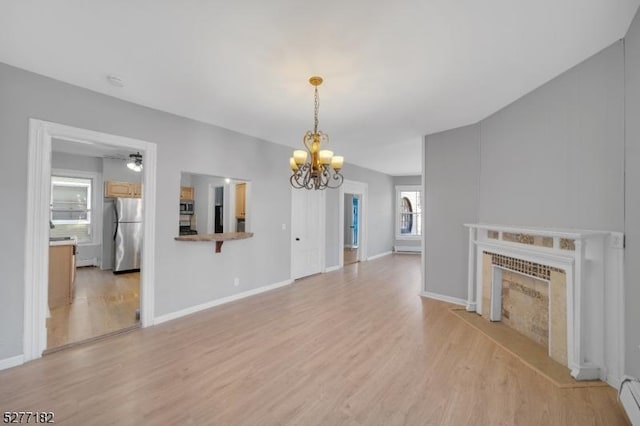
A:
[[464, 224, 625, 386]]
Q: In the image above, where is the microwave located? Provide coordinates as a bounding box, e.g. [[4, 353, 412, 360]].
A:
[[180, 200, 194, 215]]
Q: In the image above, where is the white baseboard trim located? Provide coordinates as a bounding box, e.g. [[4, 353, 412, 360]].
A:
[[367, 251, 392, 261], [76, 257, 98, 267], [154, 279, 294, 325], [607, 374, 621, 389], [394, 246, 421, 253], [0, 354, 24, 371], [324, 265, 341, 272], [420, 291, 467, 306]]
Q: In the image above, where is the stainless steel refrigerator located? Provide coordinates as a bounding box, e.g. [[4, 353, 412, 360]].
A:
[[114, 198, 143, 273]]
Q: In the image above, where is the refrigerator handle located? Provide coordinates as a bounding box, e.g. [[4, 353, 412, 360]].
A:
[[113, 202, 119, 241]]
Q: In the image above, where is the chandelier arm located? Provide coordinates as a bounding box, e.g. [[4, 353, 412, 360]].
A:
[[327, 170, 344, 189]]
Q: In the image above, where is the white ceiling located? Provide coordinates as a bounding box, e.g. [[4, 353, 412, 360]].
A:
[[1, 1, 638, 175]]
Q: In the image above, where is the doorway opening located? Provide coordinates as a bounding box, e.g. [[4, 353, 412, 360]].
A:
[[343, 193, 361, 265], [46, 157, 143, 352], [24, 120, 157, 362], [338, 180, 368, 268]]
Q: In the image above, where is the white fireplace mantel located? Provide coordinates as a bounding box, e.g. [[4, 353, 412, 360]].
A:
[[463, 223, 625, 386]]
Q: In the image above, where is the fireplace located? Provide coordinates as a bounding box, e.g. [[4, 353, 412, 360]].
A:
[[464, 224, 624, 385]]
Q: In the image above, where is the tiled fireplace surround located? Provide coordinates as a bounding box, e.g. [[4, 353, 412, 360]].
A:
[[464, 224, 625, 386]]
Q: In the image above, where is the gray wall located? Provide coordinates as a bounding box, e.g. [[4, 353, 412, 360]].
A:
[[392, 175, 422, 186], [0, 62, 294, 360], [51, 150, 103, 173], [190, 174, 227, 234], [325, 164, 395, 268], [102, 157, 143, 184], [424, 124, 480, 300], [625, 8, 640, 379], [479, 42, 624, 230], [392, 175, 422, 250], [0, 61, 395, 361], [423, 39, 631, 374]]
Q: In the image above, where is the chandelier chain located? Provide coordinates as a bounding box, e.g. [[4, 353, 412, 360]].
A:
[[314, 86, 319, 134]]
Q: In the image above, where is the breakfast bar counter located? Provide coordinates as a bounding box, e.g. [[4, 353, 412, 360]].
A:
[[174, 232, 254, 253]]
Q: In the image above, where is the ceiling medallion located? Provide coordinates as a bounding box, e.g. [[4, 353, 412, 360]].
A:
[[289, 76, 344, 190]]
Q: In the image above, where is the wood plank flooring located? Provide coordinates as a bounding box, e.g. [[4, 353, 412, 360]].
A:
[[1, 254, 627, 425], [344, 247, 359, 265], [46, 267, 139, 350]]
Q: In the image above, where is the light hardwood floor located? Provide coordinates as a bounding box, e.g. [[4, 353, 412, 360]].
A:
[[46, 267, 139, 350], [2, 255, 627, 425], [344, 247, 359, 265]]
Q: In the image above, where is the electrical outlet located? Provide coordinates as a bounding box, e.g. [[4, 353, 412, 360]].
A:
[[282, 223, 286, 231], [234, 277, 240, 287]]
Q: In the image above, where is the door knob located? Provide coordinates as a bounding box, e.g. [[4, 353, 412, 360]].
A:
[[295, 237, 300, 241]]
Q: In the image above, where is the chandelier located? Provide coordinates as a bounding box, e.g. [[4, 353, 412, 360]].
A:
[[289, 76, 344, 190]]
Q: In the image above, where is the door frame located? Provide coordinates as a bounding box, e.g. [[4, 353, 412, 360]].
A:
[[24, 119, 157, 362], [339, 180, 368, 267], [290, 187, 326, 280]]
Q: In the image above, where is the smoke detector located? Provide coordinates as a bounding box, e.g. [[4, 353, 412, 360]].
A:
[[106, 74, 125, 88]]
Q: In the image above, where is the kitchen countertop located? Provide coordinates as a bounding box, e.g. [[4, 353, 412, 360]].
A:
[[174, 232, 253, 253], [174, 232, 253, 242], [49, 237, 78, 247]]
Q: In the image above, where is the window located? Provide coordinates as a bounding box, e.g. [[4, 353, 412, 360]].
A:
[[50, 175, 94, 243], [396, 185, 422, 239]]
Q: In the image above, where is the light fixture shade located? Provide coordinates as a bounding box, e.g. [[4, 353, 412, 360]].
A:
[[319, 150, 333, 165], [289, 157, 299, 171], [127, 152, 143, 172], [331, 156, 344, 170], [293, 150, 307, 165]]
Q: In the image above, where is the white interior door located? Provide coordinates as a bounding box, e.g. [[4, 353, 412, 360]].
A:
[[291, 188, 323, 279]]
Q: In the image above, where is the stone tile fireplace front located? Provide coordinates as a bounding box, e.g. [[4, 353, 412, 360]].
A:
[[464, 224, 624, 386]]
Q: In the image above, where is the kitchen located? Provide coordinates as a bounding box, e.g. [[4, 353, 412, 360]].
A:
[[46, 139, 143, 351], [178, 172, 249, 237], [46, 145, 251, 352]]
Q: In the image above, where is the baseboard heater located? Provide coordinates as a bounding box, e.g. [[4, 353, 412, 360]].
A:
[[620, 377, 640, 425]]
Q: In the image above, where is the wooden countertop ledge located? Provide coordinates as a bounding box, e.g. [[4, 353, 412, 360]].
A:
[[174, 232, 254, 253]]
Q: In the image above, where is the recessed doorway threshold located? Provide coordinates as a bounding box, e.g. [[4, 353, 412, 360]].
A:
[[43, 324, 140, 356]]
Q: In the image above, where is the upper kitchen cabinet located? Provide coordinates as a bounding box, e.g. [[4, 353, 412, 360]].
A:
[[180, 186, 194, 201], [105, 180, 142, 198], [235, 183, 246, 219], [132, 182, 142, 198]]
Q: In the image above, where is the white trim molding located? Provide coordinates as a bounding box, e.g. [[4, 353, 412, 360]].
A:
[[339, 180, 369, 267], [25, 119, 157, 363], [0, 355, 25, 371], [420, 291, 467, 306], [464, 223, 624, 386], [394, 245, 421, 253], [324, 265, 341, 273], [395, 184, 423, 241], [155, 279, 294, 325], [367, 251, 392, 261]]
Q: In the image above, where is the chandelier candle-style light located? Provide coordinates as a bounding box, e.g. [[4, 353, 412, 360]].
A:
[[290, 76, 344, 190]]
